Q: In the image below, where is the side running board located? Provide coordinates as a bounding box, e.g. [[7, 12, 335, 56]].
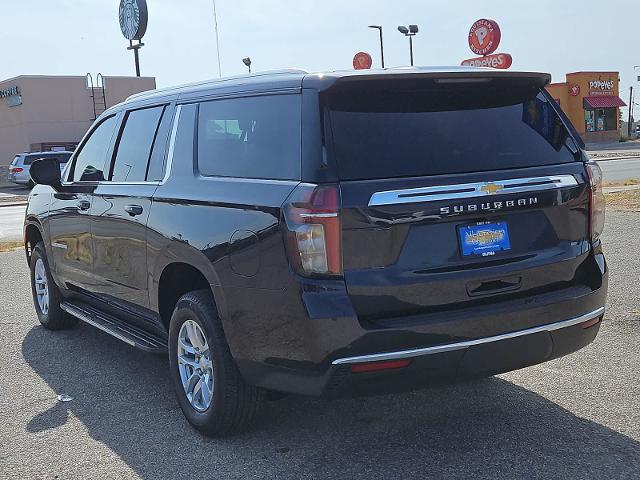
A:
[[61, 301, 168, 354]]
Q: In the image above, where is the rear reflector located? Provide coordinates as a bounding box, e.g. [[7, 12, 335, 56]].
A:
[[581, 316, 602, 329], [350, 359, 411, 373]]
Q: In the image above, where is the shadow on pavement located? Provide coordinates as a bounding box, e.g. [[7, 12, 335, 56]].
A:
[[22, 322, 640, 479]]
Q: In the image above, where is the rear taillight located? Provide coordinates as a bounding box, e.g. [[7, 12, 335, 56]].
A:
[[282, 183, 342, 277], [9, 167, 23, 173], [585, 162, 605, 242]]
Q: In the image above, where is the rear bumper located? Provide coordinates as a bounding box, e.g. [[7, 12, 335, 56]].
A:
[[7, 173, 29, 184], [331, 307, 604, 366], [236, 305, 604, 397], [229, 250, 607, 397]]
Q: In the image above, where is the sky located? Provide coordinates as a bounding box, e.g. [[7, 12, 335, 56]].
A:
[[2, 0, 638, 116]]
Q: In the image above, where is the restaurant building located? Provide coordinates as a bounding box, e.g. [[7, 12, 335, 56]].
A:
[[0, 75, 156, 166], [546, 71, 626, 144]]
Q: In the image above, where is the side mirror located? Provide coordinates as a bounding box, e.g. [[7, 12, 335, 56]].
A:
[[30, 157, 62, 189]]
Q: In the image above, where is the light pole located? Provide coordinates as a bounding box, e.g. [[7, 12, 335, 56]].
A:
[[368, 25, 385, 68], [243, 57, 252, 73], [631, 66, 640, 137], [397, 24, 419, 66]]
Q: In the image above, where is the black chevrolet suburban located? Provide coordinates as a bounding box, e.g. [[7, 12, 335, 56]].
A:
[[24, 67, 607, 436]]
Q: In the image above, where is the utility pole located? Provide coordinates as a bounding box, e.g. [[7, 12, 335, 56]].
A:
[[629, 86, 634, 138], [212, 0, 222, 77]]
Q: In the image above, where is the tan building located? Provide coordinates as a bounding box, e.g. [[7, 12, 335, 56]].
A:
[[0, 75, 156, 165], [546, 71, 626, 144]]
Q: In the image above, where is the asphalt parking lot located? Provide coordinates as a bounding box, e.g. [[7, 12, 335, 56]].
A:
[[0, 212, 639, 479]]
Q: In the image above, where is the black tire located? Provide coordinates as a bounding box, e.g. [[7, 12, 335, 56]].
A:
[[27, 180, 35, 189], [29, 242, 77, 330], [168, 290, 264, 436]]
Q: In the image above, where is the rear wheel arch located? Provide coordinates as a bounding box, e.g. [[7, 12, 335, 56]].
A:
[[156, 262, 223, 333]]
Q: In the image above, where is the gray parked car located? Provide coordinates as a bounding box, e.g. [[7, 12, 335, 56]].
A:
[[7, 151, 72, 187]]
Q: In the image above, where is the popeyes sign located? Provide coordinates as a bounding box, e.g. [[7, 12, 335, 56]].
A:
[[589, 79, 615, 96], [461, 19, 512, 70], [468, 19, 501, 56], [461, 53, 512, 69]]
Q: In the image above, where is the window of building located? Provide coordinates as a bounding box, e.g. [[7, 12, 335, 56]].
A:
[[197, 95, 301, 180], [72, 115, 118, 182], [585, 108, 617, 132], [111, 106, 166, 182]]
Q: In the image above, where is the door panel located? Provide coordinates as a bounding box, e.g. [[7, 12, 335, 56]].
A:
[[90, 184, 156, 309], [48, 189, 95, 290]]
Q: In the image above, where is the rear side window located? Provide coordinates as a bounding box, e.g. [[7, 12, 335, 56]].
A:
[[24, 153, 71, 165], [325, 80, 577, 180], [57, 153, 72, 164], [72, 115, 118, 182], [111, 106, 165, 182], [197, 95, 301, 180], [10, 156, 21, 166], [23, 155, 42, 165]]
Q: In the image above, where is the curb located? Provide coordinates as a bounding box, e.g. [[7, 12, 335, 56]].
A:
[[0, 201, 27, 208], [589, 155, 640, 162], [604, 185, 640, 194]]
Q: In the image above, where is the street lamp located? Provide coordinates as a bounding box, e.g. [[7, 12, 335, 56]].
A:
[[368, 25, 385, 68], [397, 24, 419, 66], [243, 57, 252, 73]]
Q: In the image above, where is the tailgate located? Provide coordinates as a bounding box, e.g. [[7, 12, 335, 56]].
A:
[[322, 74, 591, 322], [340, 164, 590, 320]]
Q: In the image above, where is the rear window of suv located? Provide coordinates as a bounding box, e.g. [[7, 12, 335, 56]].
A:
[[324, 79, 577, 180]]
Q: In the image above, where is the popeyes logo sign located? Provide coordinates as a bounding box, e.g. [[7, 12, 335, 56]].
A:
[[468, 19, 501, 56], [589, 80, 615, 96], [461, 53, 512, 69], [462, 19, 512, 69]]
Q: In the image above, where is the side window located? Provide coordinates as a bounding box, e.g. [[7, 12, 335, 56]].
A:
[[110, 105, 165, 182], [72, 115, 118, 182], [197, 95, 301, 180], [146, 105, 175, 181]]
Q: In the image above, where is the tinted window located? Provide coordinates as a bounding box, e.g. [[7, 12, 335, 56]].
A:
[[73, 116, 118, 182], [146, 106, 175, 181], [24, 153, 70, 165], [111, 106, 165, 182], [325, 82, 577, 180], [197, 95, 301, 180], [57, 153, 72, 164], [10, 156, 20, 166], [24, 155, 44, 165]]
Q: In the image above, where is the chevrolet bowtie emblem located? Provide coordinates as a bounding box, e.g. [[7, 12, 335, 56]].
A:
[[479, 183, 504, 195]]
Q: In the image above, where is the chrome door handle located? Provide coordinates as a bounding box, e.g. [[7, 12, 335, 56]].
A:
[[77, 200, 90, 211], [124, 204, 144, 216]]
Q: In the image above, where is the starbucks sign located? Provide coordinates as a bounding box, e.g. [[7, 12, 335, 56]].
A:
[[119, 0, 148, 41]]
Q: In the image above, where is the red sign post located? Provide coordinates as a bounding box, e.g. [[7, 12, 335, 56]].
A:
[[353, 52, 373, 70]]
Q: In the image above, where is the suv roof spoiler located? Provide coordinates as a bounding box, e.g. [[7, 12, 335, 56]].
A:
[[303, 68, 552, 91]]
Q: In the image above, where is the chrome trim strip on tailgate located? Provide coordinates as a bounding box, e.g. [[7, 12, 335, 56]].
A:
[[368, 175, 579, 207], [331, 306, 604, 365]]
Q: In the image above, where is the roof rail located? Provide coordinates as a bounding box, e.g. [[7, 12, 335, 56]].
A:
[[126, 68, 308, 102]]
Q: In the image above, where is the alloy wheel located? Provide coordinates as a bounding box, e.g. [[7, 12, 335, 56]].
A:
[[34, 258, 49, 315], [177, 320, 214, 412]]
